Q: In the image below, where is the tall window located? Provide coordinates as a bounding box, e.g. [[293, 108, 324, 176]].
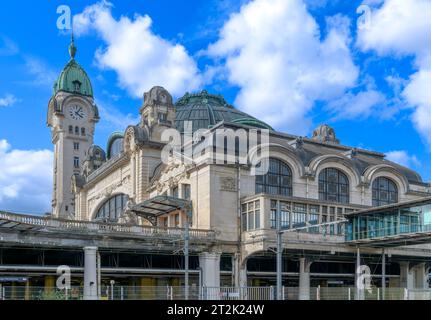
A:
[[95, 194, 129, 222], [172, 186, 179, 198], [81, 127, 86, 136], [182, 184, 191, 200], [73, 157, 80, 168], [69, 126, 73, 134], [256, 158, 292, 196], [75, 126, 79, 135], [318, 168, 349, 204], [73, 142, 80, 151], [242, 200, 261, 231], [372, 177, 398, 206]]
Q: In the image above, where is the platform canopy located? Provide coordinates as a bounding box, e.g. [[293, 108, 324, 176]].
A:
[[130, 195, 192, 226]]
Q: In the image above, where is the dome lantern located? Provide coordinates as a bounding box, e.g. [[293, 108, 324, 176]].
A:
[[53, 37, 93, 97]]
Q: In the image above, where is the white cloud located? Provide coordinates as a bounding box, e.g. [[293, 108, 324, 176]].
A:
[[326, 89, 385, 120], [73, 1, 202, 98], [24, 56, 58, 86], [385, 150, 420, 168], [207, 0, 359, 134], [357, 0, 431, 148], [0, 94, 18, 107], [0, 140, 53, 214], [0, 36, 19, 56], [97, 100, 140, 132]]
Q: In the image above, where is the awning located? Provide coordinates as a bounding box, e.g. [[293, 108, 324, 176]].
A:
[[130, 195, 192, 225]]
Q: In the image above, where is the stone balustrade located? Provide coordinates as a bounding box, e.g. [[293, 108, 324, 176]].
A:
[[0, 211, 215, 241]]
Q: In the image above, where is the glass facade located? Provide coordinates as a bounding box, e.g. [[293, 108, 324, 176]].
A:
[[95, 194, 129, 222], [266, 199, 353, 234], [318, 168, 349, 204], [256, 158, 292, 196], [372, 177, 398, 206], [346, 203, 431, 241]]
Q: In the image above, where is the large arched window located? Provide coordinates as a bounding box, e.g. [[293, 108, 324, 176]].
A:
[[318, 168, 349, 203], [95, 194, 129, 222], [256, 158, 292, 196], [372, 177, 398, 206]]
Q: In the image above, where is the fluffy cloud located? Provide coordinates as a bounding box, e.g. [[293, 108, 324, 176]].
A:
[[0, 94, 18, 107], [0, 140, 53, 214], [74, 1, 202, 98], [357, 0, 431, 148], [207, 0, 359, 134], [327, 89, 385, 120], [385, 150, 420, 168]]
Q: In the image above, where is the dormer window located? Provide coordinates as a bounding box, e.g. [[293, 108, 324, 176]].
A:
[[73, 80, 82, 92], [158, 112, 168, 123]]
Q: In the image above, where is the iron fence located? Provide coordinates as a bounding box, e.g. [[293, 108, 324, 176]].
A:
[[0, 285, 429, 300]]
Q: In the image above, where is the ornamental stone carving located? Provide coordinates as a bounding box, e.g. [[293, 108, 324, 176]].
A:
[[220, 177, 237, 192]]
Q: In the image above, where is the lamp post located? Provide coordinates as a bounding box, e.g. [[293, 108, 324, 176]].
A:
[[184, 204, 192, 300], [276, 201, 283, 300]]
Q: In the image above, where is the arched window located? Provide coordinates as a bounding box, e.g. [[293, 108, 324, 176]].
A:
[[95, 194, 129, 222], [318, 168, 349, 203], [372, 177, 398, 206], [255, 158, 292, 196]]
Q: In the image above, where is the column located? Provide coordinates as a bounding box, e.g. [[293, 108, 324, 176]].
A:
[[233, 254, 248, 288], [199, 252, 221, 287], [299, 258, 312, 300], [399, 262, 414, 290], [140, 277, 156, 300], [83, 247, 98, 300], [239, 266, 248, 288], [25, 280, 30, 301], [413, 263, 428, 289], [44, 275, 55, 295]]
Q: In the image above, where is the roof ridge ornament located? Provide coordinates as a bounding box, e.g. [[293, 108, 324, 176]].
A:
[[69, 30, 77, 60], [311, 124, 340, 145]]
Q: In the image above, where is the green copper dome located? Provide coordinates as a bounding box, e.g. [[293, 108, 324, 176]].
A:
[[53, 37, 93, 97], [175, 90, 273, 133]]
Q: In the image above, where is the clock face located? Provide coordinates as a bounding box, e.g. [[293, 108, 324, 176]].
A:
[[68, 105, 87, 121]]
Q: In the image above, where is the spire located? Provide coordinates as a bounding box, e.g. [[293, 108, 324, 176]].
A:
[[69, 30, 77, 60]]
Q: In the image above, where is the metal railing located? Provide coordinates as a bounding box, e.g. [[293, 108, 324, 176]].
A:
[[0, 285, 429, 300], [0, 286, 83, 300], [0, 211, 215, 241], [284, 286, 419, 300]]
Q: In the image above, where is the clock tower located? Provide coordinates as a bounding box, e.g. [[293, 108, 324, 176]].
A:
[[47, 37, 99, 219]]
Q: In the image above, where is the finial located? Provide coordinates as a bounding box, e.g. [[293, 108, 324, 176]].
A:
[[69, 29, 77, 59]]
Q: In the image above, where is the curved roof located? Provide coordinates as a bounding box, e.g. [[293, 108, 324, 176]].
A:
[[53, 37, 93, 97], [106, 132, 124, 159], [174, 90, 273, 133]]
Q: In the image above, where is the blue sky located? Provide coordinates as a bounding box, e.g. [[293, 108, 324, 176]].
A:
[[1, 0, 431, 213]]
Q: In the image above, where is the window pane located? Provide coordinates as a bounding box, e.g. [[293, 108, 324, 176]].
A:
[[255, 158, 292, 196]]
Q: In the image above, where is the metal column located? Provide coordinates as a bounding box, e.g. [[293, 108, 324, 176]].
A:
[[276, 200, 282, 300], [185, 210, 190, 300], [356, 246, 360, 300], [382, 249, 386, 299]]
